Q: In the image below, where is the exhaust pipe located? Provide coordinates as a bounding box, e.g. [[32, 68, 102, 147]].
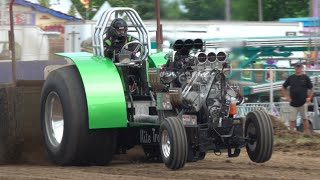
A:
[[173, 39, 190, 56], [183, 39, 194, 50], [193, 39, 203, 49], [207, 52, 216, 63], [173, 39, 204, 51], [173, 39, 184, 50], [196, 52, 207, 64], [217, 51, 227, 62]]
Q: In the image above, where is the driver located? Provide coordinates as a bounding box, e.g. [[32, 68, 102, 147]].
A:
[[104, 18, 149, 95], [104, 18, 134, 61]]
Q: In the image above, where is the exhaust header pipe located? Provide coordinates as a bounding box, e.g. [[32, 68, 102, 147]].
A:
[[207, 52, 216, 63], [172, 39, 204, 51], [193, 39, 203, 50], [183, 39, 193, 50], [217, 52, 227, 62], [173, 39, 184, 51], [196, 52, 207, 64]]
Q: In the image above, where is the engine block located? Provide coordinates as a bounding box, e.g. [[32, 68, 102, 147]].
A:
[[153, 39, 237, 124]]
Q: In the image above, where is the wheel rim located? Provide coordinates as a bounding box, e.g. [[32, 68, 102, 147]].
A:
[[45, 91, 64, 148], [161, 129, 171, 158], [246, 122, 257, 151]]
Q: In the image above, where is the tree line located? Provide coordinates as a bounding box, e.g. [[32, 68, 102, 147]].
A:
[[69, 0, 311, 21]]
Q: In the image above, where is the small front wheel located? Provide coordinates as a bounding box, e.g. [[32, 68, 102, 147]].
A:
[[160, 117, 188, 170], [245, 110, 273, 163]]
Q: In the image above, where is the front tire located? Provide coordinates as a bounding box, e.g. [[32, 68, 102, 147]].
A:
[[245, 110, 273, 163], [160, 117, 188, 170], [41, 65, 115, 165]]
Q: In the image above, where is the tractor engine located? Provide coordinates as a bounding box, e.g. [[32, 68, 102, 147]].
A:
[[151, 39, 233, 124]]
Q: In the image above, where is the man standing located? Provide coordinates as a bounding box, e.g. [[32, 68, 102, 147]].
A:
[[282, 63, 314, 133]]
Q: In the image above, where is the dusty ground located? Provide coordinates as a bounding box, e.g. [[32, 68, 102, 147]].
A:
[[1, 117, 320, 180]]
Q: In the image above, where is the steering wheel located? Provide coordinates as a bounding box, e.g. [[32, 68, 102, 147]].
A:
[[119, 40, 145, 63]]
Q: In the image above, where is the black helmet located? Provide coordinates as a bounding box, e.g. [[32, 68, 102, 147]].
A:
[[109, 18, 128, 39]]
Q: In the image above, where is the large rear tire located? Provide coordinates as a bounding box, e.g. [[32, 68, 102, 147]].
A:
[[160, 117, 188, 170], [41, 65, 116, 165], [245, 110, 273, 163]]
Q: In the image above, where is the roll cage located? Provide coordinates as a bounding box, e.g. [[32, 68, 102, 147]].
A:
[[92, 7, 151, 60]]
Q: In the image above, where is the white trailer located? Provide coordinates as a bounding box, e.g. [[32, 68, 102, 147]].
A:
[[143, 20, 304, 40]]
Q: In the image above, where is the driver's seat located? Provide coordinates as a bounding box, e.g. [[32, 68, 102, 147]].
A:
[[122, 62, 151, 99]]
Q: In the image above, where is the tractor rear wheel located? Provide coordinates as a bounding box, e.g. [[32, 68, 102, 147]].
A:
[[160, 116, 188, 170], [245, 110, 273, 163], [41, 65, 116, 165]]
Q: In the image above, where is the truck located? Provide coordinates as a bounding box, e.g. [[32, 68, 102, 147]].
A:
[[40, 7, 273, 170]]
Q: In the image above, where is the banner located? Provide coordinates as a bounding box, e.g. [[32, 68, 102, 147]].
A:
[[0, 11, 36, 26]]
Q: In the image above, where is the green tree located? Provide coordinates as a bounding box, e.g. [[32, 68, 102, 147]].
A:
[[39, 0, 50, 8], [161, 1, 184, 20], [68, 4, 77, 17], [182, 0, 225, 20], [107, 0, 156, 19], [71, 0, 86, 18], [69, 0, 185, 20], [232, 0, 259, 21], [70, 0, 311, 21], [231, 0, 310, 21], [85, 0, 156, 20], [263, 0, 310, 21]]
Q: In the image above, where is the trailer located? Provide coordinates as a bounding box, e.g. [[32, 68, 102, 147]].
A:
[[64, 19, 303, 54]]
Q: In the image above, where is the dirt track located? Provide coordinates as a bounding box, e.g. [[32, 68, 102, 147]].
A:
[[0, 147, 320, 180]]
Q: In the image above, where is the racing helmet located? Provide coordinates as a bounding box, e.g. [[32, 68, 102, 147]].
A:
[[109, 18, 128, 39]]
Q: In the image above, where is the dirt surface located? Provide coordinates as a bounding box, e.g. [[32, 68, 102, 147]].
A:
[[0, 148, 320, 180], [0, 117, 320, 180]]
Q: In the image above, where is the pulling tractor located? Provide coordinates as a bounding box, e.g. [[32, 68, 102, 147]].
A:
[[41, 7, 274, 170]]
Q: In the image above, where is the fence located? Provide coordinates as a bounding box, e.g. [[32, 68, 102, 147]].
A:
[[236, 102, 292, 126]]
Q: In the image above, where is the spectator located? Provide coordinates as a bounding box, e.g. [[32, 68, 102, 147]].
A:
[[282, 63, 314, 133]]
